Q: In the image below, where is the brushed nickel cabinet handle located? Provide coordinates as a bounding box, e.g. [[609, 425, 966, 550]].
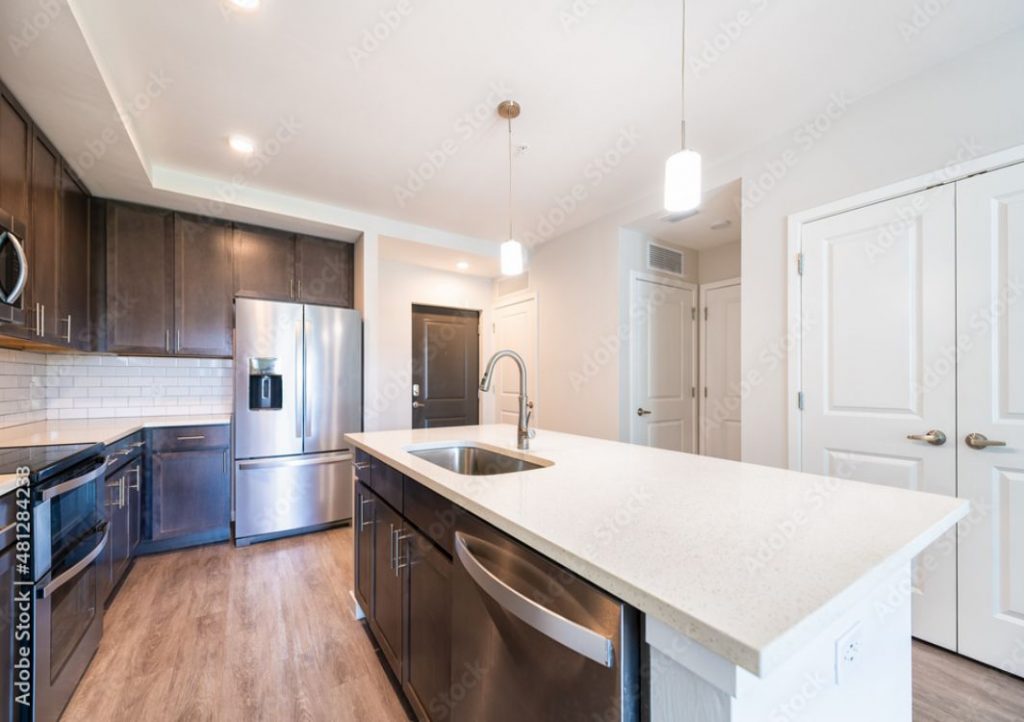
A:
[[64, 314, 72, 343], [177, 434, 206, 441], [965, 433, 1007, 450], [906, 430, 947, 446]]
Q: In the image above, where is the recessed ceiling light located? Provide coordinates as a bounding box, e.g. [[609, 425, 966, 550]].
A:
[[229, 0, 261, 10], [456, 261, 469, 271], [228, 134, 255, 155]]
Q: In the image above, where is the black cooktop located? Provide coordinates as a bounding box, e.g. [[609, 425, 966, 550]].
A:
[[0, 442, 103, 480]]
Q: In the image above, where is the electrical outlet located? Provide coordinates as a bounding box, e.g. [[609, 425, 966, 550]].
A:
[[834, 622, 863, 684]]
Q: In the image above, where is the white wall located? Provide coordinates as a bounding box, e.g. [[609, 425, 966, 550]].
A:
[[365, 259, 494, 431], [704, 28, 1024, 467], [698, 241, 741, 284]]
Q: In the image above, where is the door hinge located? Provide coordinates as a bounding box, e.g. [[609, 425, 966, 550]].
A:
[[691, 386, 696, 398], [704, 307, 709, 321], [704, 386, 708, 398], [691, 307, 696, 321], [797, 391, 805, 410], [796, 252, 804, 276]]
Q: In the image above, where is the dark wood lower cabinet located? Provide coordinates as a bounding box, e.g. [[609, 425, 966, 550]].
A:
[[356, 461, 453, 722], [403, 528, 453, 721], [372, 497, 405, 677], [143, 424, 231, 552], [100, 447, 142, 607]]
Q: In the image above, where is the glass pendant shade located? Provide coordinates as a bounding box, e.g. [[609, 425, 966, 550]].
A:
[[500, 239, 524, 276], [663, 148, 702, 213]]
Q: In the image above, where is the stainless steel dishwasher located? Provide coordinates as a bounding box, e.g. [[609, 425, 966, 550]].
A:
[[451, 513, 640, 721]]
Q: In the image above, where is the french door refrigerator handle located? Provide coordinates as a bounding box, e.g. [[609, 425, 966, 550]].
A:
[[454, 532, 615, 668], [304, 319, 312, 438], [295, 317, 303, 439]]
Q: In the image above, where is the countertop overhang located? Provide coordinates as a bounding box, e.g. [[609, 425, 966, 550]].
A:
[[346, 424, 967, 678]]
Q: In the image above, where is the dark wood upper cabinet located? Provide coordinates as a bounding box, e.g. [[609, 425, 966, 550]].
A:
[[29, 133, 59, 339], [105, 203, 174, 354], [59, 165, 90, 349], [234, 225, 295, 302], [295, 235, 354, 307], [175, 214, 233, 357], [0, 93, 30, 223]]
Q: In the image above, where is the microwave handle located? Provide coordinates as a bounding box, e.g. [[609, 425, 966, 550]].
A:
[[0, 230, 28, 305], [40, 460, 108, 501], [40, 524, 109, 599]]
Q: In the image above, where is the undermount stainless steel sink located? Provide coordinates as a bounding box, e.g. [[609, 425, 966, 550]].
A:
[[407, 444, 551, 476]]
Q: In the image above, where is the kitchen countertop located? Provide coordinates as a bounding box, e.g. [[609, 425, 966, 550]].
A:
[[346, 424, 967, 678], [0, 415, 232, 448]]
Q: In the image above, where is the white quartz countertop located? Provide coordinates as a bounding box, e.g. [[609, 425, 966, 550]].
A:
[[346, 424, 967, 677], [0, 415, 232, 448]]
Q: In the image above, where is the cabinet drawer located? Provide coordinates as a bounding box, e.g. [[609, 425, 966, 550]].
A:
[[0, 489, 17, 548], [370, 457, 403, 512], [150, 424, 230, 452], [354, 449, 372, 483], [403, 476, 455, 556]]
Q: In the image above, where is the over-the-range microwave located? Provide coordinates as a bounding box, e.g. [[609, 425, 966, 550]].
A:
[[0, 206, 28, 325]]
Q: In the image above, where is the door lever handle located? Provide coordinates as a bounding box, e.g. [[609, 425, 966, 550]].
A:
[[965, 433, 1006, 450], [636, 408, 652, 417], [906, 430, 947, 446], [412, 401, 425, 409]]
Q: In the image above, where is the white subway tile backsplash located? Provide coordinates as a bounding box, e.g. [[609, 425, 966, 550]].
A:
[[0, 350, 233, 428]]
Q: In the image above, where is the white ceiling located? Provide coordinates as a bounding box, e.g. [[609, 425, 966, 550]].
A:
[[380, 236, 500, 278], [1, 0, 1021, 247], [628, 179, 742, 250]]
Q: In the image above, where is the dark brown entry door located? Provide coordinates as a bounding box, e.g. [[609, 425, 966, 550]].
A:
[[411, 305, 480, 429]]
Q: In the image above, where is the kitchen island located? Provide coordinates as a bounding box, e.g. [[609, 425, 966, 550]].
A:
[[346, 424, 967, 722]]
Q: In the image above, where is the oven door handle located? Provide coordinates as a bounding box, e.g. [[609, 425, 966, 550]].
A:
[[40, 525, 109, 599], [40, 460, 108, 501]]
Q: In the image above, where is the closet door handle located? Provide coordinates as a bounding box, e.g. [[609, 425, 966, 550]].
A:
[[965, 433, 1006, 450], [906, 430, 946, 446]]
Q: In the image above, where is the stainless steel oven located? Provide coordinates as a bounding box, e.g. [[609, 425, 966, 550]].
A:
[[33, 523, 107, 722], [0, 208, 28, 326], [32, 456, 107, 582]]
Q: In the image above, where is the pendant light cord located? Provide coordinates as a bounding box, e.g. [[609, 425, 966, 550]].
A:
[[680, 0, 687, 149], [507, 114, 514, 240]]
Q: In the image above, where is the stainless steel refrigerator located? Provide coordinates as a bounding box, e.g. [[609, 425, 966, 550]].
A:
[[233, 298, 362, 545]]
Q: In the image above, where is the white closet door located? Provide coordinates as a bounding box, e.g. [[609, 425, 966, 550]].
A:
[[630, 277, 697, 452], [492, 295, 538, 425], [800, 184, 958, 649], [956, 162, 1024, 676], [701, 281, 741, 460]]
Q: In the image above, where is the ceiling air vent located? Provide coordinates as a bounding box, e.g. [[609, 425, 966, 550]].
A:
[[647, 243, 684, 276]]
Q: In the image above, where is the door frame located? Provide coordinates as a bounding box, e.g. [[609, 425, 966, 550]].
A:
[[699, 277, 741, 456], [491, 290, 540, 424], [786, 142, 1024, 470], [628, 271, 698, 451]]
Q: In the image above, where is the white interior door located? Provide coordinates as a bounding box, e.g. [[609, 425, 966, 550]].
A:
[[956, 161, 1024, 675], [800, 185, 958, 649], [701, 280, 741, 460], [491, 294, 538, 425], [630, 277, 697, 452]]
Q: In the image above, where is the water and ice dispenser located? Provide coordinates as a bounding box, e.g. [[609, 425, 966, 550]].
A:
[[248, 358, 283, 410]]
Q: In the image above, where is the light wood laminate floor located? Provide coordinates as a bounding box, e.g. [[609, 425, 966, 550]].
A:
[[63, 527, 1023, 721]]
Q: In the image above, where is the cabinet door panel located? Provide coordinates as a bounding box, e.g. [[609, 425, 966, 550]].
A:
[[150, 448, 230, 541], [296, 235, 353, 307], [355, 482, 375, 615], [403, 529, 452, 721], [0, 93, 30, 222], [106, 203, 174, 354], [175, 215, 233, 357], [29, 133, 59, 338], [58, 166, 90, 349], [234, 225, 295, 301], [372, 499, 404, 677]]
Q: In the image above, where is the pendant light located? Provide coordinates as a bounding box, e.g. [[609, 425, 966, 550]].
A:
[[498, 100, 525, 276], [664, 0, 702, 213]]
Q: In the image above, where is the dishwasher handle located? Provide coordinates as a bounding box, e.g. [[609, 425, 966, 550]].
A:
[[454, 532, 615, 668]]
